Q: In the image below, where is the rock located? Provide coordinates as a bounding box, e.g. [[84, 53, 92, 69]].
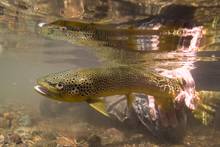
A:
[[3, 112, 14, 128], [0, 117, 10, 129], [104, 128, 124, 143], [18, 115, 32, 127], [32, 135, 42, 143], [3, 112, 14, 121], [56, 136, 77, 147], [7, 133, 23, 144], [34, 140, 57, 147], [0, 134, 5, 144], [0, 6, 4, 15], [41, 131, 57, 141], [16, 143, 29, 147], [32, 130, 41, 136], [14, 127, 32, 140], [88, 135, 102, 147]]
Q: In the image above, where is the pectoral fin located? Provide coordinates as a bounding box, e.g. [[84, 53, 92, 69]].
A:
[[87, 98, 110, 117]]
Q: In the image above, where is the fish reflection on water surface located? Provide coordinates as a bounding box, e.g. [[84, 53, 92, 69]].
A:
[[37, 4, 208, 70]]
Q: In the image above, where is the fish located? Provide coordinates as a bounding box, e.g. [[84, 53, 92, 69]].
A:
[[192, 91, 220, 125], [34, 66, 184, 117]]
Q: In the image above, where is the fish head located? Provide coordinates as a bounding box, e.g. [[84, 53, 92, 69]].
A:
[[35, 70, 92, 102], [37, 21, 69, 41]]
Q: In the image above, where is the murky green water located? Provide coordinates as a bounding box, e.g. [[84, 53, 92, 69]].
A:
[[0, 0, 220, 146]]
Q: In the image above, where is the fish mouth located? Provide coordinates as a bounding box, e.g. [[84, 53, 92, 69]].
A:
[[38, 22, 46, 27], [34, 83, 61, 100], [34, 85, 50, 96]]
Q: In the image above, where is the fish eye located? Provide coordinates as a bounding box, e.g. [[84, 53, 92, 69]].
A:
[[59, 26, 67, 31], [56, 82, 64, 90]]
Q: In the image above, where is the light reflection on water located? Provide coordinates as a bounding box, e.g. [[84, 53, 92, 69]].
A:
[[0, 0, 220, 146]]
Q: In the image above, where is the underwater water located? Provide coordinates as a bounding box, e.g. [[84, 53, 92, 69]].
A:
[[0, 0, 220, 146]]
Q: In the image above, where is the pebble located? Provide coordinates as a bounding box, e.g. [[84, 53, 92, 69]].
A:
[[104, 128, 124, 143], [34, 140, 57, 147], [2, 112, 14, 128], [3, 112, 14, 121], [88, 135, 102, 147], [16, 143, 29, 147], [14, 127, 32, 140], [56, 136, 77, 147], [7, 133, 23, 144], [0, 134, 4, 144], [41, 131, 57, 140], [0, 117, 10, 129]]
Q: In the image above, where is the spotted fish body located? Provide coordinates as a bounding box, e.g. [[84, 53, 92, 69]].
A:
[[35, 66, 183, 115]]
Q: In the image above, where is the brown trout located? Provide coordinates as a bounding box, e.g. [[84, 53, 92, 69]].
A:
[[34, 66, 183, 117]]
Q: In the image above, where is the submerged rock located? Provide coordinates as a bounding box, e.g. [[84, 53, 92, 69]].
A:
[[14, 127, 32, 140], [3, 112, 14, 121], [7, 133, 23, 144], [0, 117, 10, 129], [88, 135, 102, 147], [104, 128, 125, 143], [16, 143, 29, 147], [0, 134, 5, 144], [56, 136, 77, 147], [2, 112, 14, 128], [41, 131, 57, 141], [34, 140, 57, 147]]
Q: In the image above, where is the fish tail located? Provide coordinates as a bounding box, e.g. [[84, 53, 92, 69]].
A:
[[192, 91, 220, 125]]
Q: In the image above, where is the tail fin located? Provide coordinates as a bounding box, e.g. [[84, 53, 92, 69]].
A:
[[192, 91, 220, 125]]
